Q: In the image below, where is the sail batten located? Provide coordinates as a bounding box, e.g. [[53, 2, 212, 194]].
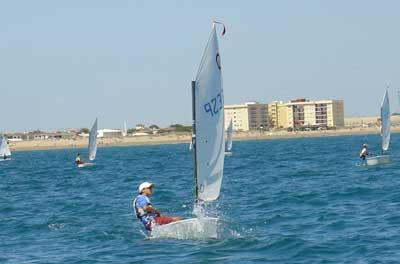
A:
[[193, 24, 225, 202], [88, 118, 98, 161], [381, 90, 390, 152]]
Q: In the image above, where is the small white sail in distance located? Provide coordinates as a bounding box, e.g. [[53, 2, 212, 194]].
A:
[[381, 89, 390, 152], [225, 119, 233, 152], [123, 122, 127, 137], [0, 136, 11, 156], [88, 118, 98, 161], [193, 22, 225, 202]]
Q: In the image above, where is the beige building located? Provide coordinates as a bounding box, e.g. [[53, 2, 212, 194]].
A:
[[267, 102, 279, 128], [268, 101, 289, 129], [285, 99, 344, 129], [225, 99, 344, 131], [224, 102, 268, 131], [277, 104, 289, 128]]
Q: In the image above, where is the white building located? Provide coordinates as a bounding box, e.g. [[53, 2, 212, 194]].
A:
[[97, 129, 123, 138]]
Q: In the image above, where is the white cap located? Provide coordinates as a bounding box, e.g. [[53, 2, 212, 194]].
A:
[[138, 182, 154, 193]]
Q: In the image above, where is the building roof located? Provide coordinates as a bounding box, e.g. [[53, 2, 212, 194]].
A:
[[98, 129, 121, 133], [285, 99, 342, 106]]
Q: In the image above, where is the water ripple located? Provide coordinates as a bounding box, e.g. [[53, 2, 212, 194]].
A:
[[1, 135, 400, 263]]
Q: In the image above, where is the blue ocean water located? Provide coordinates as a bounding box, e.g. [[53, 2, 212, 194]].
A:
[[2, 134, 400, 263]]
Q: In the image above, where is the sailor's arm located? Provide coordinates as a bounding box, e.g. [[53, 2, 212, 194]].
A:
[[143, 205, 160, 214]]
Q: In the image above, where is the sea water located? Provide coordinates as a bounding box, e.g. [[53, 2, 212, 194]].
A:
[[1, 134, 400, 263]]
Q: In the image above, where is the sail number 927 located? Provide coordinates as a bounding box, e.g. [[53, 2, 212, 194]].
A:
[[204, 92, 223, 117]]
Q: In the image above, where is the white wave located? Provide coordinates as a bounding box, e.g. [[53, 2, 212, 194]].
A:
[[150, 217, 219, 240]]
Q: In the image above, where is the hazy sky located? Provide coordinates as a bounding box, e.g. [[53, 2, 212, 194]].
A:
[[1, 0, 400, 131]]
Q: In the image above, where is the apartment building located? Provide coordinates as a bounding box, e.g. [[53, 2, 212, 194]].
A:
[[225, 99, 344, 131], [285, 99, 344, 129], [224, 102, 268, 131]]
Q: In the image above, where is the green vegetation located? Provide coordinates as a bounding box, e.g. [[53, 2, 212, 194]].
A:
[[169, 124, 192, 133], [127, 128, 136, 134], [79, 128, 89, 134]]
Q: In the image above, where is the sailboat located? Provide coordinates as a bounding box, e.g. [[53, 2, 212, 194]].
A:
[[152, 22, 226, 239], [225, 119, 233, 156], [123, 122, 128, 137], [78, 118, 98, 168], [366, 90, 392, 166], [0, 135, 11, 161], [188, 140, 193, 151]]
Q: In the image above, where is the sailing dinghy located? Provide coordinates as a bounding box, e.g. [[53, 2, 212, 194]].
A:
[[225, 119, 233, 156], [78, 118, 98, 168], [188, 141, 193, 152], [0, 136, 11, 161], [152, 22, 226, 239], [366, 90, 392, 166]]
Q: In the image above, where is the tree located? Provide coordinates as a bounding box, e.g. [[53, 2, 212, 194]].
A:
[[169, 124, 192, 132], [149, 124, 160, 130], [80, 128, 90, 134], [170, 124, 184, 128]]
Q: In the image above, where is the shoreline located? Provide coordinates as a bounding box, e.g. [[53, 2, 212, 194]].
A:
[[9, 127, 398, 152]]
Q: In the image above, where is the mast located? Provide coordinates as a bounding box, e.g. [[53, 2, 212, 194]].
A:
[[191, 81, 199, 202]]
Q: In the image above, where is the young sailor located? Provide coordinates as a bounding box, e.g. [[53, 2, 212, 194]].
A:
[[359, 144, 368, 160], [3, 154, 7, 160], [75, 153, 83, 165], [133, 182, 181, 231]]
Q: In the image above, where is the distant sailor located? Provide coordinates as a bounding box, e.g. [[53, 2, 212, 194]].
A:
[[359, 144, 368, 160], [133, 182, 181, 231], [3, 154, 7, 160], [75, 153, 83, 165]]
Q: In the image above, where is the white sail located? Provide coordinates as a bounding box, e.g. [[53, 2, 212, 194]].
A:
[[0, 136, 11, 156], [381, 90, 390, 152], [193, 23, 225, 202], [397, 90, 400, 106], [88, 118, 98, 161], [123, 122, 127, 137], [225, 119, 233, 152]]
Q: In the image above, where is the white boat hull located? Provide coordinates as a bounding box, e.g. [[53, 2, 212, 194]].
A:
[[0, 158, 11, 162], [78, 162, 94, 168], [150, 217, 218, 240], [224, 151, 232, 156], [365, 155, 392, 166]]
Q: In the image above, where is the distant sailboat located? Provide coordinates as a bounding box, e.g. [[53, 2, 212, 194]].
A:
[[225, 119, 233, 156], [78, 118, 98, 168], [189, 140, 193, 151], [366, 90, 392, 166], [0, 136, 11, 161], [397, 90, 400, 108], [123, 122, 128, 137], [88, 118, 98, 161], [152, 22, 226, 239]]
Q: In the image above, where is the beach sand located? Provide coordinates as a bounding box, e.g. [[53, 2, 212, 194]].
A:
[[9, 127, 399, 152]]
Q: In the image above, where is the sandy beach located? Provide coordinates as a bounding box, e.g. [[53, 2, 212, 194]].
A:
[[9, 127, 399, 152]]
